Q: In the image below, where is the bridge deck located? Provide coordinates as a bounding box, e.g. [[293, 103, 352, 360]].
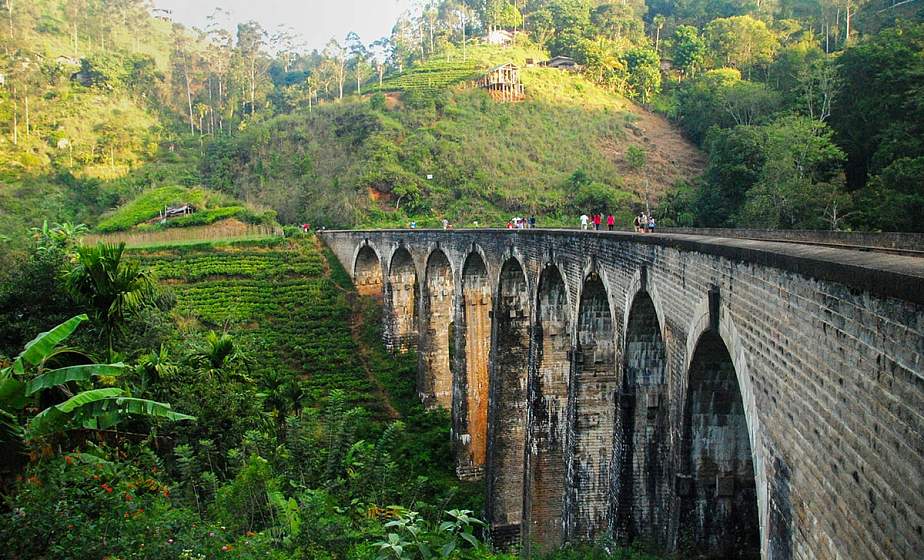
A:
[[326, 228, 924, 304]]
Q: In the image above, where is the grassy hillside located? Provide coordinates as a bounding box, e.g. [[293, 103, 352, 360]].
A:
[[0, 1, 204, 250], [95, 185, 276, 233], [204, 45, 705, 229]]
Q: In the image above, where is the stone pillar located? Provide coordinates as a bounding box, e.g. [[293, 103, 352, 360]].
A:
[[487, 258, 530, 549], [524, 265, 571, 552], [457, 252, 492, 480]]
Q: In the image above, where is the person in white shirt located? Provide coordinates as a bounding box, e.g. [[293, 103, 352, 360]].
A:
[[580, 214, 589, 230]]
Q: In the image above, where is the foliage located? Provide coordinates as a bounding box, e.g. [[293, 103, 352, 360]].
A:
[[0, 314, 193, 443], [739, 116, 846, 229], [671, 25, 708, 78], [623, 47, 661, 103], [0, 452, 285, 560], [0, 228, 83, 357], [704, 15, 779, 75], [66, 241, 156, 355], [374, 509, 488, 559]]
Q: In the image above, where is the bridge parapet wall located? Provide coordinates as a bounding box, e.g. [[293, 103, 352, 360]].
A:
[[659, 227, 924, 252], [319, 229, 924, 560]]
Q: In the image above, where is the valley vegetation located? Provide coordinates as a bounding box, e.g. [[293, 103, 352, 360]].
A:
[[1, 0, 920, 248]]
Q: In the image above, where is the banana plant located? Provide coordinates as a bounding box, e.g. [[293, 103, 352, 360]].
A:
[[0, 314, 194, 443]]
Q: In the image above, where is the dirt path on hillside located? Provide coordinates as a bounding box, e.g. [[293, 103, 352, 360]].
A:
[[349, 301, 402, 420], [315, 235, 401, 419], [602, 104, 707, 203]]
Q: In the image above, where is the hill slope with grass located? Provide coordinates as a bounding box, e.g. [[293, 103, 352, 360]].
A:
[[0, 0, 205, 250], [203, 45, 705, 228]]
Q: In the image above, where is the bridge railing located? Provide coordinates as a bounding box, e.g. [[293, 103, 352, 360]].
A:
[[322, 226, 924, 254]]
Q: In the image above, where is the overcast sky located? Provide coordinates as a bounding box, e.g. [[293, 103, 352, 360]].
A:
[[152, 0, 414, 51]]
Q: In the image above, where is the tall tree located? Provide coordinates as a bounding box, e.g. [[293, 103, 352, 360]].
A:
[[324, 38, 348, 100], [671, 24, 707, 78], [705, 15, 780, 77], [237, 20, 267, 115]]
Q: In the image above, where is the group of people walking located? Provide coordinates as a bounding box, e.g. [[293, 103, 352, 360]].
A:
[[410, 213, 657, 231], [579, 213, 617, 231], [578, 212, 656, 232], [634, 212, 656, 233], [506, 216, 536, 229]]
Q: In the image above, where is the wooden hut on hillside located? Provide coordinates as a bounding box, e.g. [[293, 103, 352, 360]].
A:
[[476, 62, 525, 102], [541, 55, 580, 71]]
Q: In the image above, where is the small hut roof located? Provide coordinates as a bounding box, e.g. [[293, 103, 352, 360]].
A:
[[487, 62, 518, 72]]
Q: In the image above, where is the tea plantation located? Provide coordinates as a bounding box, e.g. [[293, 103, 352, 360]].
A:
[[132, 236, 395, 412]]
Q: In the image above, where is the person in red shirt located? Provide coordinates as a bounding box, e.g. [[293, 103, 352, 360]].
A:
[[607, 214, 615, 231], [593, 213, 602, 230]]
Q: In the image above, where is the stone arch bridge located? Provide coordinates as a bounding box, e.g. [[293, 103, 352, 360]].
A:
[[319, 229, 923, 560]]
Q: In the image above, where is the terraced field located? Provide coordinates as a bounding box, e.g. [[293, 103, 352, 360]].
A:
[[374, 59, 480, 96], [132, 236, 408, 413]]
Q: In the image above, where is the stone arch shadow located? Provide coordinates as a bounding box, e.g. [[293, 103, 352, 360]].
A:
[[384, 245, 420, 352], [566, 263, 619, 542], [678, 292, 768, 559], [614, 266, 671, 546], [352, 242, 385, 299], [418, 247, 456, 409]]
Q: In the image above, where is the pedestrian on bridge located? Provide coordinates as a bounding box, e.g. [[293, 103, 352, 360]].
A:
[[607, 214, 615, 231], [580, 213, 589, 230]]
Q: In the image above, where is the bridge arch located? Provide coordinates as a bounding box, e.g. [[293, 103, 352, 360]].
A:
[[352, 243, 384, 299], [568, 269, 618, 541], [614, 275, 670, 544], [486, 255, 531, 547], [419, 248, 455, 408], [386, 246, 419, 352], [524, 263, 572, 551], [457, 248, 492, 478], [679, 296, 764, 559]]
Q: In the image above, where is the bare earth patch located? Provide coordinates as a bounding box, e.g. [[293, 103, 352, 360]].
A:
[[601, 104, 706, 203]]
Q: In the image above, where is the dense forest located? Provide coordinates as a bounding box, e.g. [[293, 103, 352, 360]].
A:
[[0, 1, 922, 559]]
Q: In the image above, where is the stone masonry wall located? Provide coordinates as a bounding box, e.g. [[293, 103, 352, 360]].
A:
[[525, 265, 571, 552], [321, 229, 924, 560], [459, 253, 492, 479], [419, 250, 454, 408]]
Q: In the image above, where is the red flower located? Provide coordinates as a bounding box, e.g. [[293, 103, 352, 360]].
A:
[[100, 483, 113, 493], [64, 455, 73, 465]]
